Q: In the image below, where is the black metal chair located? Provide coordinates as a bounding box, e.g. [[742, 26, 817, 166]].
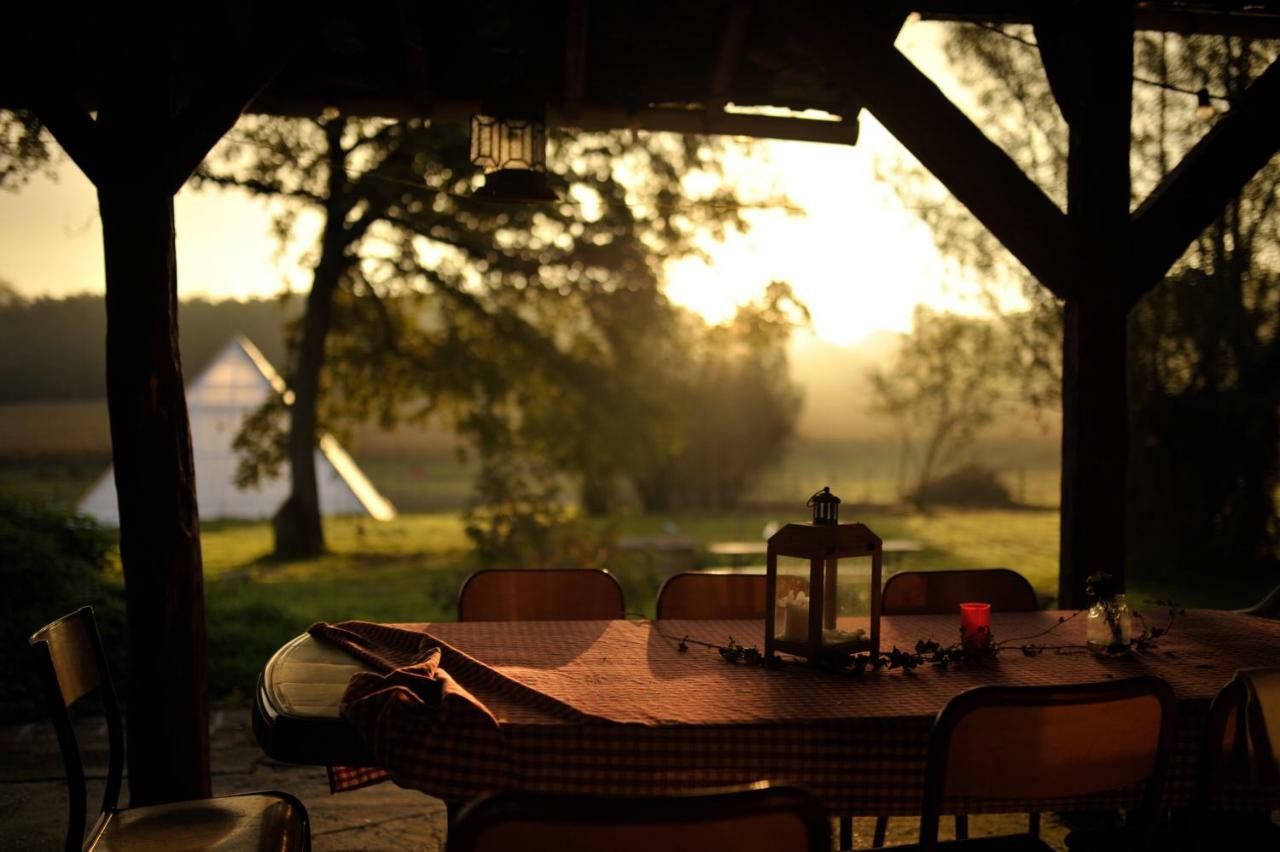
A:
[[29, 606, 311, 852], [449, 782, 831, 852]]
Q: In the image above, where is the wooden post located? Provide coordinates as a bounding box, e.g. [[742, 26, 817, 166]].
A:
[[1039, 2, 1135, 608], [96, 61, 211, 805]]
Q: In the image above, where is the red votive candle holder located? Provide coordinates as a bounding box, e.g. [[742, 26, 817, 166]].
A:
[[960, 603, 991, 651]]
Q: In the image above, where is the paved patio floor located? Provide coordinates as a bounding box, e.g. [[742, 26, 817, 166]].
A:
[[1, 710, 1073, 849]]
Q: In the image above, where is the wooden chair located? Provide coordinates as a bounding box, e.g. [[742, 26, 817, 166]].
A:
[[28, 607, 310, 852], [881, 568, 1039, 616], [449, 782, 831, 852], [1190, 671, 1280, 849], [865, 568, 1039, 846], [655, 572, 767, 620], [458, 568, 625, 621], [1238, 583, 1280, 619], [885, 676, 1176, 851]]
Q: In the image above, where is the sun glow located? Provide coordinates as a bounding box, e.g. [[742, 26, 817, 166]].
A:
[[0, 23, 1011, 348]]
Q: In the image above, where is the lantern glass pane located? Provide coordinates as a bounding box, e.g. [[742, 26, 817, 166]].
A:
[[772, 556, 812, 643], [823, 554, 871, 649], [471, 114, 547, 174]]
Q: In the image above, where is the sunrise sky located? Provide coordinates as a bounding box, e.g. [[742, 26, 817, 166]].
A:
[[0, 21, 1014, 347]]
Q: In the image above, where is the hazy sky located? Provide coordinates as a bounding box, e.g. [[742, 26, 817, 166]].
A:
[[0, 21, 1009, 347]]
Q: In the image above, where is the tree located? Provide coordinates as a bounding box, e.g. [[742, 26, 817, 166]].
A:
[[870, 306, 1010, 509], [887, 25, 1280, 584], [197, 117, 766, 555], [0, 110, 58, 191]]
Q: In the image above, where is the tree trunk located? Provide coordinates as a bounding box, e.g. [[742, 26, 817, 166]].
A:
[[274, 121, 349, 559], [274, 254, 342, 557], [97, 86, 210, 804]]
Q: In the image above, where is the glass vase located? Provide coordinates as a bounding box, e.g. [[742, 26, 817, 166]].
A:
[[1087, 594, 1132, 656]]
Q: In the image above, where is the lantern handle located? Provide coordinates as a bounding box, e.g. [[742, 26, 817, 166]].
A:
[[806, 486, 838, 507]]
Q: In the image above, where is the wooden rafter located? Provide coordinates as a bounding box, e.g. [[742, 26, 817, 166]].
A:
[[853, 43, 1074, 297], [399, 0, 435, 117], [708, 2, 752, 108], [27, 88, 100, 185], [1130, 56, 1280, 292], [168, 60, 282, 194], [563, 0, 589, 119]]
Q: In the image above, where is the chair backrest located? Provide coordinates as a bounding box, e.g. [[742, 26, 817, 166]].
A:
[[449, 783, 831, 852], [919, 676, 1176, 848], [882, 568, 1038, 615], [28, 607, 125, 852], [1196, 669, 1280, 803], [655, 573, 767, 620], [458, 568, 626, 621]]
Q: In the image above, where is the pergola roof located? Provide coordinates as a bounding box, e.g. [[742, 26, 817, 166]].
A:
[[13, 2, 1278, 151]]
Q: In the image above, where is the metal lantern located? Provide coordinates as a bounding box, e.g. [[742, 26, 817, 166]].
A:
[[765, 487, 882, 664], [470, 112, 558, 203]]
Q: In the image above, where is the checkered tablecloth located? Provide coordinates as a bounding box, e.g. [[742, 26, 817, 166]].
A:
[[308, 610, 1280, 814]]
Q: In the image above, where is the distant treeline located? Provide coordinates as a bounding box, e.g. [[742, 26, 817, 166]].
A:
[[0, 293, 297, 401]]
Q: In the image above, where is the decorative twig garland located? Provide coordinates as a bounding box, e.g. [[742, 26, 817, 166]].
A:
[[664, 597, 1185, 675]]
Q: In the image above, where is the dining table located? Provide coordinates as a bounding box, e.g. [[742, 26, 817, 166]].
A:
[[253, 609, 1280, 816]]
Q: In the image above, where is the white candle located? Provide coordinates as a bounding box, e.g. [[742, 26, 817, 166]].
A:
[[783, 594, 810, 642]]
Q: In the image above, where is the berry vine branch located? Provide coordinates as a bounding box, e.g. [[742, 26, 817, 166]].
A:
[[665, 590, 1185, 675]]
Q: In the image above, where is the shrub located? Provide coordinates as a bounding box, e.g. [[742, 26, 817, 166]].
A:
[[910, 464, 1015, 510], [0, 491, 125, 721]]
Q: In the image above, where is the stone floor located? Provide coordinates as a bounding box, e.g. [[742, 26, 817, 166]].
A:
[[1, 710, 1073, 850]]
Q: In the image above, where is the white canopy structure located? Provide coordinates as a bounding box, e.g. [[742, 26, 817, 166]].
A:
[[79, 335, 395, 525]]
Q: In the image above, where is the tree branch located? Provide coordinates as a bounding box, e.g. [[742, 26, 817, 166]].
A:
[[192, 170, 324, 204], [1131, 56, 1280, 294]]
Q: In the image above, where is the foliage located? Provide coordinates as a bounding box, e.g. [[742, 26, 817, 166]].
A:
[[0, 293, 296, 403], [0, 110, 57, 192], [200, 114, 793, 552], [888, 25, 1280, 575], [871, 306, 1012, 507], [909, 463, 1014, 509], [678, 599, 1183, 676], [0, 492, 124, 721]]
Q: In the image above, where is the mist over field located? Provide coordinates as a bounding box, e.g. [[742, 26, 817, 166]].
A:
[[0, 293, 1061, 512]]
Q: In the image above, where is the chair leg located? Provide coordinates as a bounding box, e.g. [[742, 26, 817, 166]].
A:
[[873, 815, 888, 847], [955, 814, 969, 840], [1029, 812, 1041, 838], [840, 816, 853, 849]]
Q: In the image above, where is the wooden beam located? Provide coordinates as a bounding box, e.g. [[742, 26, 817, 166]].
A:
[[168, 61, 281, 194], [708, 2, 752, 108], [1130, 57, 1280, 294], [1038, 2, 1136, 609], [853, 43, 1073, 297], [247, 93, 862, 145], [28, 88, 101, 185], [563, 0, 589, 119], [399, 0, 434, 116]]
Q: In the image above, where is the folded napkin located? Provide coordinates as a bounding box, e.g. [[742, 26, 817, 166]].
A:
[[1233, 667, 1280, 787], [308, 621, 503, 793]]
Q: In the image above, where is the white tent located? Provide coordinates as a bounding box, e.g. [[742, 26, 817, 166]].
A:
[[79, 335, 396, 524]]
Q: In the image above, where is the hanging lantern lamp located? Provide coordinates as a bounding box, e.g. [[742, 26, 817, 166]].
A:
[[470, 109, 559, 204]]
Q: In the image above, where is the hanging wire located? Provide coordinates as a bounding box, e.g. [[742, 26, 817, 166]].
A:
[[968, 21, 1232, 105]]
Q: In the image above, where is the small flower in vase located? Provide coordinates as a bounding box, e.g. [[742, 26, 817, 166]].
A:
[[1085, 572, 1132, 656]]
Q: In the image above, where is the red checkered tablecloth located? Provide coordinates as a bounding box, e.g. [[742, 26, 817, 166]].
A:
[[304, 611, 1280, 815]]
